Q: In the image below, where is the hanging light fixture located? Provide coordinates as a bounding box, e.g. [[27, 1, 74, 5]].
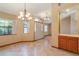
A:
[[43, 12, 50, 21], [18, 3, 32, 20]]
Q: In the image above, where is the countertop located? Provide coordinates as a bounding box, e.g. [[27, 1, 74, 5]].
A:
[[59, 34, 79, 37]]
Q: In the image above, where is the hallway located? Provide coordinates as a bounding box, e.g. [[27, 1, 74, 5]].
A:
[[0, 36, 78, 56]]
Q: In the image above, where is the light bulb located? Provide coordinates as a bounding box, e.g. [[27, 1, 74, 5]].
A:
[[35, 18, 39, 21], [28, 17, 32, 20], [20, 11, 23, 14], [27, 13, 30, 16], [26, 12, 31, 17], [20, 11, 24, 17], [18, 16, 21, 19], [22, 18, 24, 20], [25, 14, 29, 17]]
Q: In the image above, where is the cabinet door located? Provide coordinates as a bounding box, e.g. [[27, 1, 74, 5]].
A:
[[67, 37, 78, 53], [78, 40, 79, 54], [58, 36, 67, 49]]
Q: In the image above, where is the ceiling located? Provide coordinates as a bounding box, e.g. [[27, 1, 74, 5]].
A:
[[0, 3, 52, 16]]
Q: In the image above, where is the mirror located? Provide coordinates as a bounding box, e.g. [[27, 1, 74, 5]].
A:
[[59, 8, 78, 35]]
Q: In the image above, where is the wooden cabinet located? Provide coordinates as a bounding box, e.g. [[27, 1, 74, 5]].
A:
[[58, 36, 67, 49], [58, 35, 78, 54], [67, 37, 78, 53], [78, 40, 79, 54]]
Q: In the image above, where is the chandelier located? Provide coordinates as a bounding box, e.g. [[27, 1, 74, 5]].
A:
[[18, 3, 32, 20], [43, 12, 50, 21]]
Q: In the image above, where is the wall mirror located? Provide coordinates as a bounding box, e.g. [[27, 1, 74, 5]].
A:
[[59, 8, 78, 35]]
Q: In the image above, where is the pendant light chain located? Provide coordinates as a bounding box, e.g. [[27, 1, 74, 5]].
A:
[[24, 3, 26, 20]]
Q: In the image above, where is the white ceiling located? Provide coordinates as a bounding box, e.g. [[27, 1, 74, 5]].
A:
[[0, 3, 52, 16]]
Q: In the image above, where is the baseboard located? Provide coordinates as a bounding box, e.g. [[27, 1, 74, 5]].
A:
[[52, 46, 79, 54], [44, 34, 51, 37], [0, 40, 35, 48], [52, 46, 59, 49], [34, 37, 45, 41]]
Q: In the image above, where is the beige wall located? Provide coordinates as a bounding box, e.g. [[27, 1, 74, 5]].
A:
[[20, 19, 35, 41], [0, 11, 35, 46], [59, 3, 76, 13], [75, 4, 79, 34], [51, 3, 77, 47], [51, 4, 60, 47]]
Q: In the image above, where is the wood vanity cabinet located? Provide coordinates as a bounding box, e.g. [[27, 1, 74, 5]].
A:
[[67, 37, 78, 53], [58, 36, 67, 50], [58, 35, 78, 54], [78, 40, 79, 54]]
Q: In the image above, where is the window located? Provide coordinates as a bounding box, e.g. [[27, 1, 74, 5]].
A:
[[0, 18, 14, 35], [24, 21, 29, 33], [44, 25, 48, 32]]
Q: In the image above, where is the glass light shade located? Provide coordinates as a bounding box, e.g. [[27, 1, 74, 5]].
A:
[[20, 11, 24, 17], [25, 12, 30, 17], [18, 16, 21, 19], [25, 14, 29, 18], [20, 11, 23, 15], [35, 18, 39, 21], [18, 11, 32, 21], [28, 17, 32, 20], [22, 18, 25, 20], [27, 13, 30, 16], [20, 14, 24, 17]]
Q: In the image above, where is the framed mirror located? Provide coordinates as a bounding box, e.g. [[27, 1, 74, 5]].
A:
[[59, 8, 78, 35]]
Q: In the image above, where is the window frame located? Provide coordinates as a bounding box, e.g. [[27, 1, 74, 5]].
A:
[[44, 24, 48, 32], [23, 20, 30, 33], [0, 18, 15, 36]]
